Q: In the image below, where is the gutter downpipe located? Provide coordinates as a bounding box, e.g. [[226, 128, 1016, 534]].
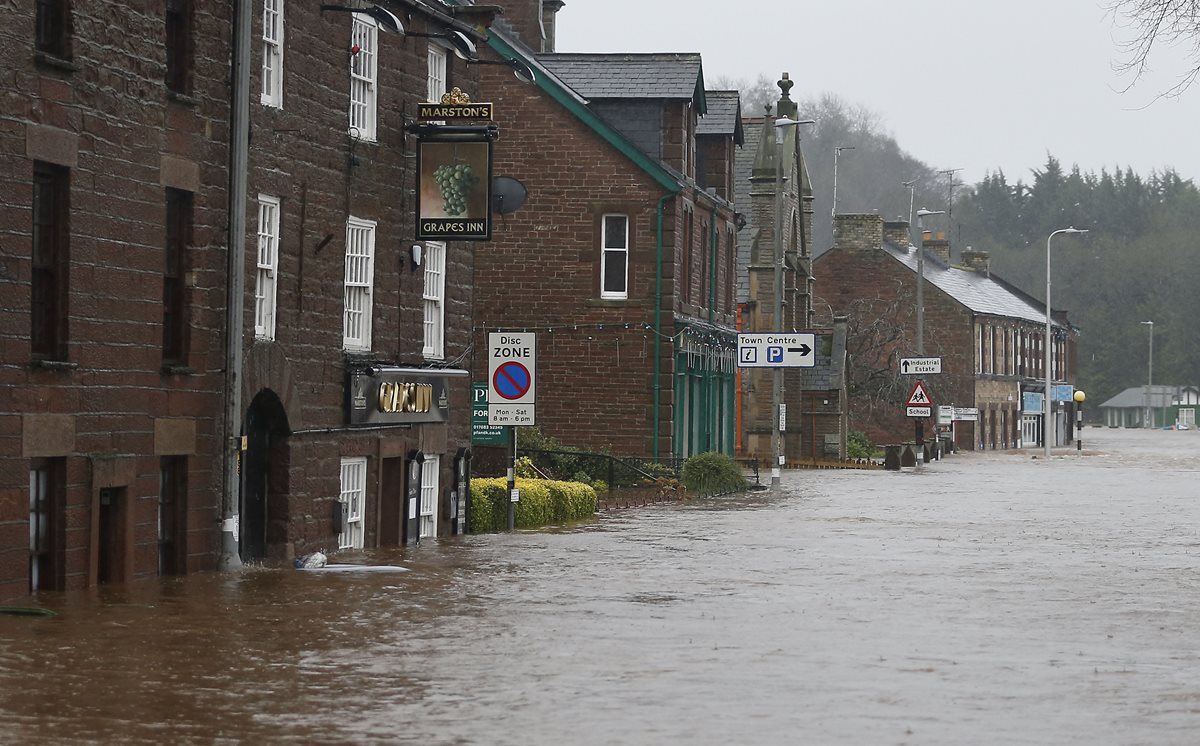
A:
[[708, 204, 718, 451], [219, 0, 251, 570], [653, 192, 673, 460]]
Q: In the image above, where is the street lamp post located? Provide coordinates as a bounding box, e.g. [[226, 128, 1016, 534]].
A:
[[1141, 320, 1154, 428], [1073, 390, 1086, 451], [914, 208, 944, 355], [771, 116, 815, 487], [1044, 227, 1088, 459]]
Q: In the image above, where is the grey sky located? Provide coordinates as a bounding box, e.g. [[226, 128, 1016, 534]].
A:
[[555, 0, 1200, 185]]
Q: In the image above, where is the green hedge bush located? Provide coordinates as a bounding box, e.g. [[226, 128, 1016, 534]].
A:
[[469, 477, 597, 533], [680, 452, 747, 496]]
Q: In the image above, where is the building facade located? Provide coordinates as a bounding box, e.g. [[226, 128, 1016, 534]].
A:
[[470, 2, 742, 461], [814, 214, 1078, 450]]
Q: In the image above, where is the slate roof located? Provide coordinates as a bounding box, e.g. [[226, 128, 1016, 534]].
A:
[[697, 90, 743, 143], [881, 241, 1062, 327], [1099, 385, 1194, 409], [536, 53, 706, 110]]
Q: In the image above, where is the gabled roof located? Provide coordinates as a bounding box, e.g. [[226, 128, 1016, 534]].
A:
[[881, 242, 1061, 327], [1099, 385, 1194, 409], [536, 53, 706, 113], [696, 90, 743, 144], [485, 30, 682, 194]]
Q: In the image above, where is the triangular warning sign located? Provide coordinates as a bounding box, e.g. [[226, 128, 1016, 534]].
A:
[[905, 380, 934, 407]]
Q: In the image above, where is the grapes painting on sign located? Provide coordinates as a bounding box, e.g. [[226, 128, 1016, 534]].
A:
[[416, 138, 493, 240]]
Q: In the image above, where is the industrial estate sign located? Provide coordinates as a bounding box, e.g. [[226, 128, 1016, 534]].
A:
[[346, 367, 467, 425], [488, 332, 536, 426], [737, 332, 816, 368], [900, 356, 942, 375]]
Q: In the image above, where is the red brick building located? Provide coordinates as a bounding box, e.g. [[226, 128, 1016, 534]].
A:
[[470, 2, 742, 460], [1, 0, 497, 601], [1, 1, 232, 599], [814, 214, 1078, 450]]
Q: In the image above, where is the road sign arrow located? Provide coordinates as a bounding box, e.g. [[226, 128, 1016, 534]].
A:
[[902, 360, 910, 373], [788, 344, 812, 356]]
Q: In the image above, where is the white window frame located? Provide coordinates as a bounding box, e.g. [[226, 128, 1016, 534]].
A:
[[419, 454, 439, 538], [343, 216, 376, 351], [260, 0, 284, 107], [427, 45, 447, 103], [339, 457, 366, 550], [600, 214, 629, 300], [349, 15, 378, 141], [422, 241, 445, 359], [254, 194, 280, 340]]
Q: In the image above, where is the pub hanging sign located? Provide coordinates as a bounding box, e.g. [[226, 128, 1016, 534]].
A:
[[413, 89, 497, 241], [417, 87, 494, 122]]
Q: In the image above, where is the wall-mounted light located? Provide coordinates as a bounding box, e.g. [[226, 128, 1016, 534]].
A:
[[319, 4, 404, 34], [406, 30, 478, 61], [411, 244, 423, 272], [466, 56, 537, 84]]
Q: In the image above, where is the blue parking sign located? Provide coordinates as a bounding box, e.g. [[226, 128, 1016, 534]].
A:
[[767, 346, 784, 363]]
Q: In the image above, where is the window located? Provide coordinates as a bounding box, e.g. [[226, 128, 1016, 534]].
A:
[[163, 188, 192, 364], [29, 458, 65, 593], [699, 220, 709, 308], [339, 457, 366, 550], [260, 0, 283, 107], [158, 456, 187, 575], [349, 15, 377, 140], [682, 209, 693, 304], [343, 217, 375, 350], [255, 195, 280, 340], [427, 44, 447, 102], [600, 214, 629, 300], [422, 241, 445, 359], [419, 454, 439, 538], [31, 162, 69, 360], [725, 230, 735, 313], [165, 0, 193, 95], [35, 0, 69, 57]]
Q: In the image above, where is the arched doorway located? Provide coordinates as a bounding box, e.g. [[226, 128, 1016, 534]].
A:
[[242, 389, 291, 562]]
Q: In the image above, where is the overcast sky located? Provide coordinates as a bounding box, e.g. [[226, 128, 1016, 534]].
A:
[[555, 0, 1200, 186]]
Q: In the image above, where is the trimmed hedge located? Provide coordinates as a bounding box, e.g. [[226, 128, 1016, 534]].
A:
[[680, 452, 748, 496], [469, 477, 597, 533]]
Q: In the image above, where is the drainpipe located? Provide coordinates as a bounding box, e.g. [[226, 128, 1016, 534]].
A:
[[219, 0, 251, 570], [708, 204, 717, 451], [652, 192, 673, 460]]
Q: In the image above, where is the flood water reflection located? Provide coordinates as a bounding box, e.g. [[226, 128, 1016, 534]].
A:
[[4, 427, 1200, 744]]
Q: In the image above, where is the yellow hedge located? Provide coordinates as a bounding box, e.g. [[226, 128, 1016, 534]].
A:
[[469, 477, 597, 533]]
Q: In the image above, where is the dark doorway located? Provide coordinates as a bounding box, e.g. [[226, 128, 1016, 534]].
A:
[[97, 487, 126, 585], [379, 457, 404, 547], [242, 390, 291, 563]]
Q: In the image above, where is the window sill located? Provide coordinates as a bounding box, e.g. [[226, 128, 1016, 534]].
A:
[[33, 51, 78, 73], [585, 298, 644, 309], [30, 359, 77, 371], [167, 90, 199, 107], [161, 363, 196, 375]]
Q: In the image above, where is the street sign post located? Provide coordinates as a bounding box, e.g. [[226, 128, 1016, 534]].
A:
[[488, 332, 535, 426], [737, 333, 816, 368], [901, 356, 942, 375], [905, 380, 934, 411]]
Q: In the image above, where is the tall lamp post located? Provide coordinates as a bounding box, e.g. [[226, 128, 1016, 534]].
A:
[[1044, 227, 1088, 458], [914, 208, 944, 355], [1141, 320, 1154, 428], [1073, 390, 1086, 451], [771, 116, 815, 487]]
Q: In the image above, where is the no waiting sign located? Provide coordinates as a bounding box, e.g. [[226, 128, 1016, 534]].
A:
[[488, 332, 536, 425]]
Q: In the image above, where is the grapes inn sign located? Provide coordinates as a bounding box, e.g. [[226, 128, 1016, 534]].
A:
[[411, 89, 497, 241]]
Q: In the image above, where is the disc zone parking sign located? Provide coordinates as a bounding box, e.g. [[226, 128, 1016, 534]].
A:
[[488, 332, 536, 425]]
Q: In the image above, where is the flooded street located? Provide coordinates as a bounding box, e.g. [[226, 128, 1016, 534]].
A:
[[4, 427, 1200, 744]]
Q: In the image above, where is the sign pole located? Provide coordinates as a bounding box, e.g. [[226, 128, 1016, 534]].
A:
[[506, 425, 516, 531]]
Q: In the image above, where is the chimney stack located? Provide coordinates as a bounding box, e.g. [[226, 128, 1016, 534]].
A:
[[541, 1, 565, 52], [834, 213, 884, 252], [960, 247, 991, 275], [883, 219, 910, 247], [924, 230, 950, 264]]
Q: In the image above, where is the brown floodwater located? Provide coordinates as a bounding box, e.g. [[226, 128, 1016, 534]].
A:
[[4, 427, 1200, 744]]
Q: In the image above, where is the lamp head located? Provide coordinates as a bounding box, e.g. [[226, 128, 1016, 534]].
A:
[[1073, 390, 1086, 403], [916, 208, 945, 218]]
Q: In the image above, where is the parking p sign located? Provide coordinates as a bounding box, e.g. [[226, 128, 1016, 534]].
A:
[[488, 332, 536, 425]]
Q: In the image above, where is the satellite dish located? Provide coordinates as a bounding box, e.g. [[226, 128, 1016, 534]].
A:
[[491, 176, 528, 215]]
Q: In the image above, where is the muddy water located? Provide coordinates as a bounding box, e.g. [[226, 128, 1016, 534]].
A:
[[3, 427, 1200, 744]]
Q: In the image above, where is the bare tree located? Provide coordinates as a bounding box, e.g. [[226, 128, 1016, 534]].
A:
[[1109, 0, 1200, 96]]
